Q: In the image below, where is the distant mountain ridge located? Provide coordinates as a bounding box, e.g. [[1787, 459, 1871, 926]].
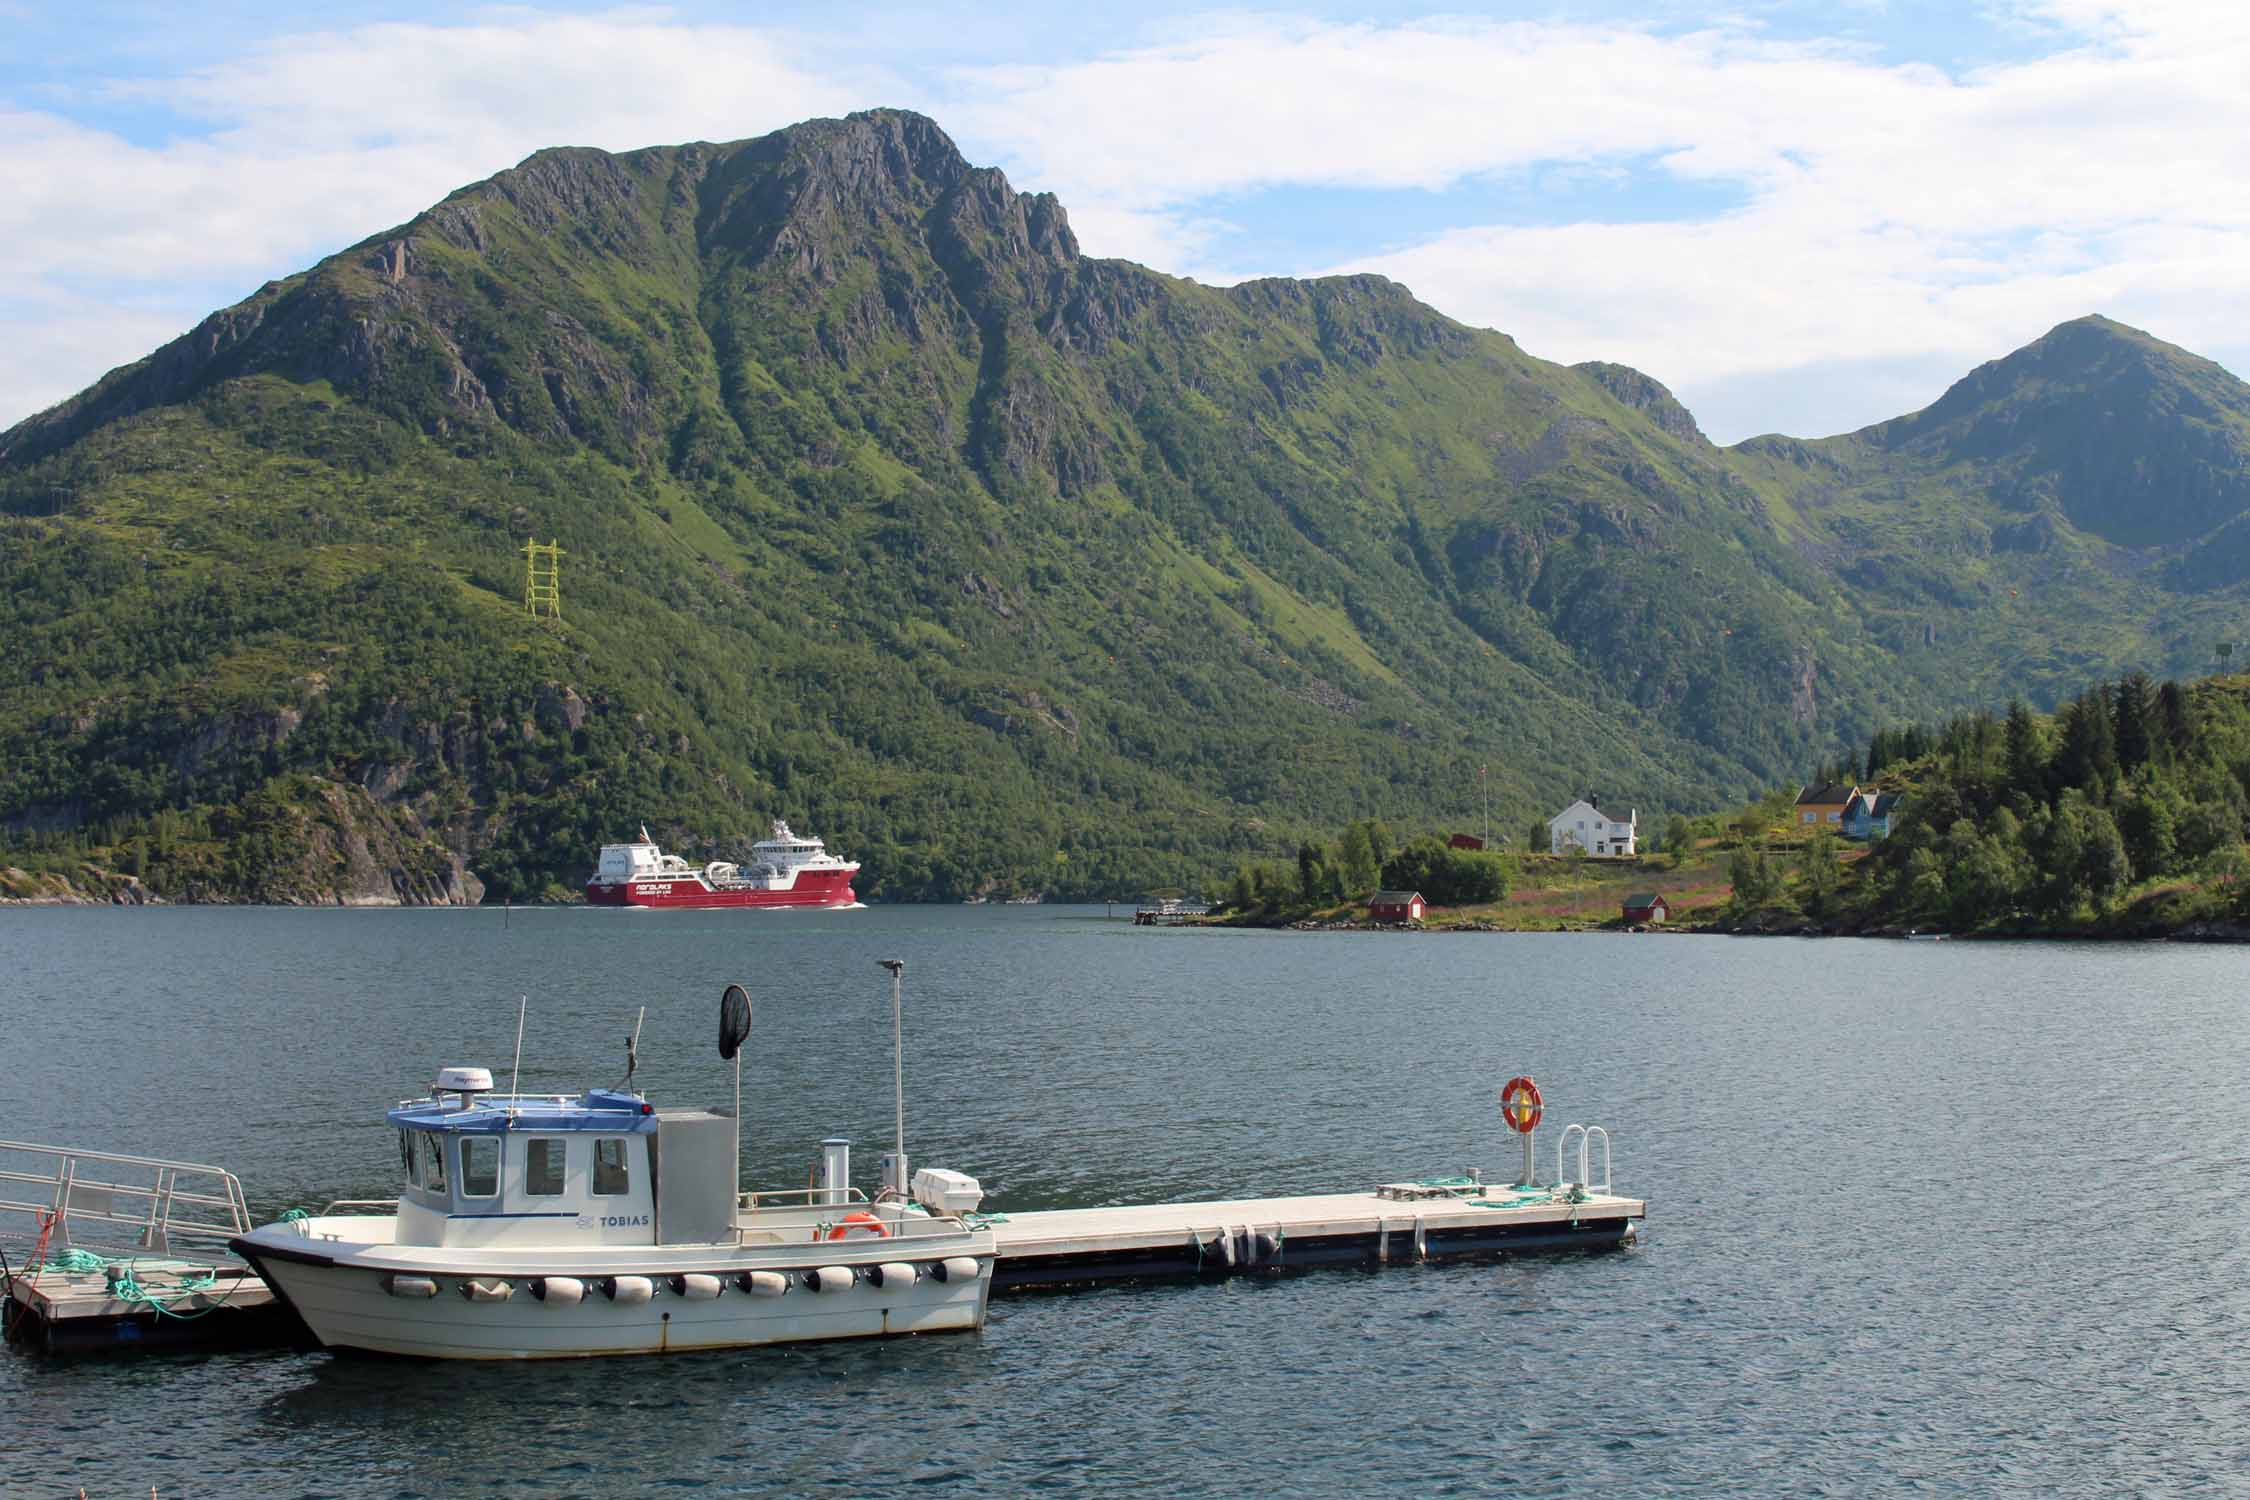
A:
[[2, 109, 2245, 901]]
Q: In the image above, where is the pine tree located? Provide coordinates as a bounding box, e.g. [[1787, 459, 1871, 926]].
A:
[[2155, 679, 2191, 760], [2113, 671, 2156, 771], [2051, 690, 2117, 795], [2004, 699, 2045, 799]]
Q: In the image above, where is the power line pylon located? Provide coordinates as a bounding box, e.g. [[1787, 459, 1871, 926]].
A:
[[524, 539, 565, 621]]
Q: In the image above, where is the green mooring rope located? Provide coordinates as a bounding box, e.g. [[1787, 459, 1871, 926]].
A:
[[37, 1248, 244, 1320], [1467, 1188, 1560, 1208], [43, 1247, 110, 1275]]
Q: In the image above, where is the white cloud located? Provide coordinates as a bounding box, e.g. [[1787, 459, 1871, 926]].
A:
[[950, 4, 2250, 439]]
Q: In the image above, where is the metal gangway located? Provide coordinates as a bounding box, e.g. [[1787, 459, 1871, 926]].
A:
[[0, 1140, 251, 1262]]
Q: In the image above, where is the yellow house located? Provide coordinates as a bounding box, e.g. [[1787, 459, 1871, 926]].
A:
[[1794, 782, 1860, 828]]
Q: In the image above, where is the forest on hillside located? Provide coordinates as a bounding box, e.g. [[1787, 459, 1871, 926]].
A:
[[1727, 672, 2250, 934]]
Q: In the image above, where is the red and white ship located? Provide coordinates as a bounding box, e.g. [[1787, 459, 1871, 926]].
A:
[[584, 822, 861, 909]]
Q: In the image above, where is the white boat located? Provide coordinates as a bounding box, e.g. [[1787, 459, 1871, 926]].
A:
[[232, 981, 993, 1360]]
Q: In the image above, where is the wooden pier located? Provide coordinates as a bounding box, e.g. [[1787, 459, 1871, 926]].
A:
[[989, 1182, 1642, 1288], [4, 1258, 291, 1354]]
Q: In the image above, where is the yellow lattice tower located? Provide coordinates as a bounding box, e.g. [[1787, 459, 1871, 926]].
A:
[[523, 539, 565, 621]]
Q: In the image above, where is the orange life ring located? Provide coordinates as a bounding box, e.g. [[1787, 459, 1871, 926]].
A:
[[825, 1210, 890, 1241], [1500, 1076, 1543, 1134]]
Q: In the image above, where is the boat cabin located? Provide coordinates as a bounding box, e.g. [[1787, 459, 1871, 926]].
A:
[[389, 1071, 735, 1250], [592, 840, 667, 884]]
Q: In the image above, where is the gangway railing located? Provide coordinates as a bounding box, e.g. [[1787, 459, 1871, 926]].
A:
[[741, 1186, 871, 1210], [0, 1141, 250, 1259], [1554, 1125, 1612, 1195]]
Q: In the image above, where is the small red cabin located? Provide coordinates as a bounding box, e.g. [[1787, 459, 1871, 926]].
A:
[[1621, 891, 1669, 924], [1370, 890, 1427, 923], [1447, 833, 1486, 850]]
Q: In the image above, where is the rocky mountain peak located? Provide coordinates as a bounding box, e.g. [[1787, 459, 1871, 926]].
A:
[[1574, 360, 1710, 447], [766, 109, 978, 210], [1857, 314, 2250, 546]]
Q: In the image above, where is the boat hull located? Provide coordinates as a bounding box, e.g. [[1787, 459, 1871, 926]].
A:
[[235, 1238, 991, 1360]]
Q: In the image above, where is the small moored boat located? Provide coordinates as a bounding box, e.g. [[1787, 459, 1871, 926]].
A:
[[231, 980, 991, 1360]]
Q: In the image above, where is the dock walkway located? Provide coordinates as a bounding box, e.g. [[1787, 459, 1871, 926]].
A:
[[5, 1258, 290, 1353], [990, 1184, 1642, 1288]]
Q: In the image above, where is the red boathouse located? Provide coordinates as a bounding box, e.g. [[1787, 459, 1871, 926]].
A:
[[1369, 890, 1427, 923]]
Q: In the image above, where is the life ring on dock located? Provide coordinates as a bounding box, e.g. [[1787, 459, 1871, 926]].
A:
[[825, 1211, 890, 1241], [1500, 1076, 1543, 1134]]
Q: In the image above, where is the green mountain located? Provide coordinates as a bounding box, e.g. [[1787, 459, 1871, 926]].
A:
[[2, 110, 2244, 902], [1728, 313, 2250, 708]]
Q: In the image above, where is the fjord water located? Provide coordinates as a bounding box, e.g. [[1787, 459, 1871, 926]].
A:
[[5, 908, 2245, 1497]]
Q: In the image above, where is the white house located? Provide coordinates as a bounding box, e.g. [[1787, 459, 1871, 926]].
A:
[[1549, 799, 1637, 857]]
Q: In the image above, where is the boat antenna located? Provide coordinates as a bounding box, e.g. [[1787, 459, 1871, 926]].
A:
[[508, 995, 528, 1119], [879, 959, 906, 1191], [617, 1006, 645, 1092], [719, 984, 751, 1203]]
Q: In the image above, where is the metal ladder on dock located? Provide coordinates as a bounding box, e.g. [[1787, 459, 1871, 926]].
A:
[[0, 1141, 251, 1261], [1554, 1125, 1613, 1195]]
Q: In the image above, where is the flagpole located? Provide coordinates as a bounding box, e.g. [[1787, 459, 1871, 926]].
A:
[[879, 959, 906, 1193]]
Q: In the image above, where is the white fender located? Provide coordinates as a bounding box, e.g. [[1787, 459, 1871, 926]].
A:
[[459, 1278, 514, 1303], [741, 1271, 790, 1297], [869, 1262, 919, 1290], [383, 1275, 439, 1299], [938, 1256, 983, 1283], [605, 1275, 655, 1306], [675, 1273, 724, 1300], [808, 1266, 855, 1294], [535, 1276, 584, 1306]]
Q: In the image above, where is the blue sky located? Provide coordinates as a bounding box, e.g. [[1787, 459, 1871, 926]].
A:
[[6, 1, 2246, 442]]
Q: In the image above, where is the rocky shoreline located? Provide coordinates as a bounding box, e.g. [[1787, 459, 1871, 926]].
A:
[[1222, 913, 2250, 942], [0, 865, 162, 905]]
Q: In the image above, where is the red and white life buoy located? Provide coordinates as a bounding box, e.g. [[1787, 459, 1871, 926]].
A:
[[1500, 1076, 1543, 1134], [825, 1210, 890, 1241]]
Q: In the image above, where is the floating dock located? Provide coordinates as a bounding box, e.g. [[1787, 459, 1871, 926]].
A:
[[0, 1139, 286, 1354], [990, 1181, 1641, 1289], [4, 1258, 290, 1354]]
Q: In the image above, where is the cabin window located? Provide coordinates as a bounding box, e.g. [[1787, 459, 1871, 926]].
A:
[[421, 1134, 448, 1194], [592, 1138, 630, 1196], [460, 1137, 499, 1198], [525, 1139, 566, 1196], [398, 1129, 413, 1176]]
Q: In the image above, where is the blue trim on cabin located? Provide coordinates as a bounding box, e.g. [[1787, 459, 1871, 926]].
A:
[[387, 1087, 658, 1135]]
